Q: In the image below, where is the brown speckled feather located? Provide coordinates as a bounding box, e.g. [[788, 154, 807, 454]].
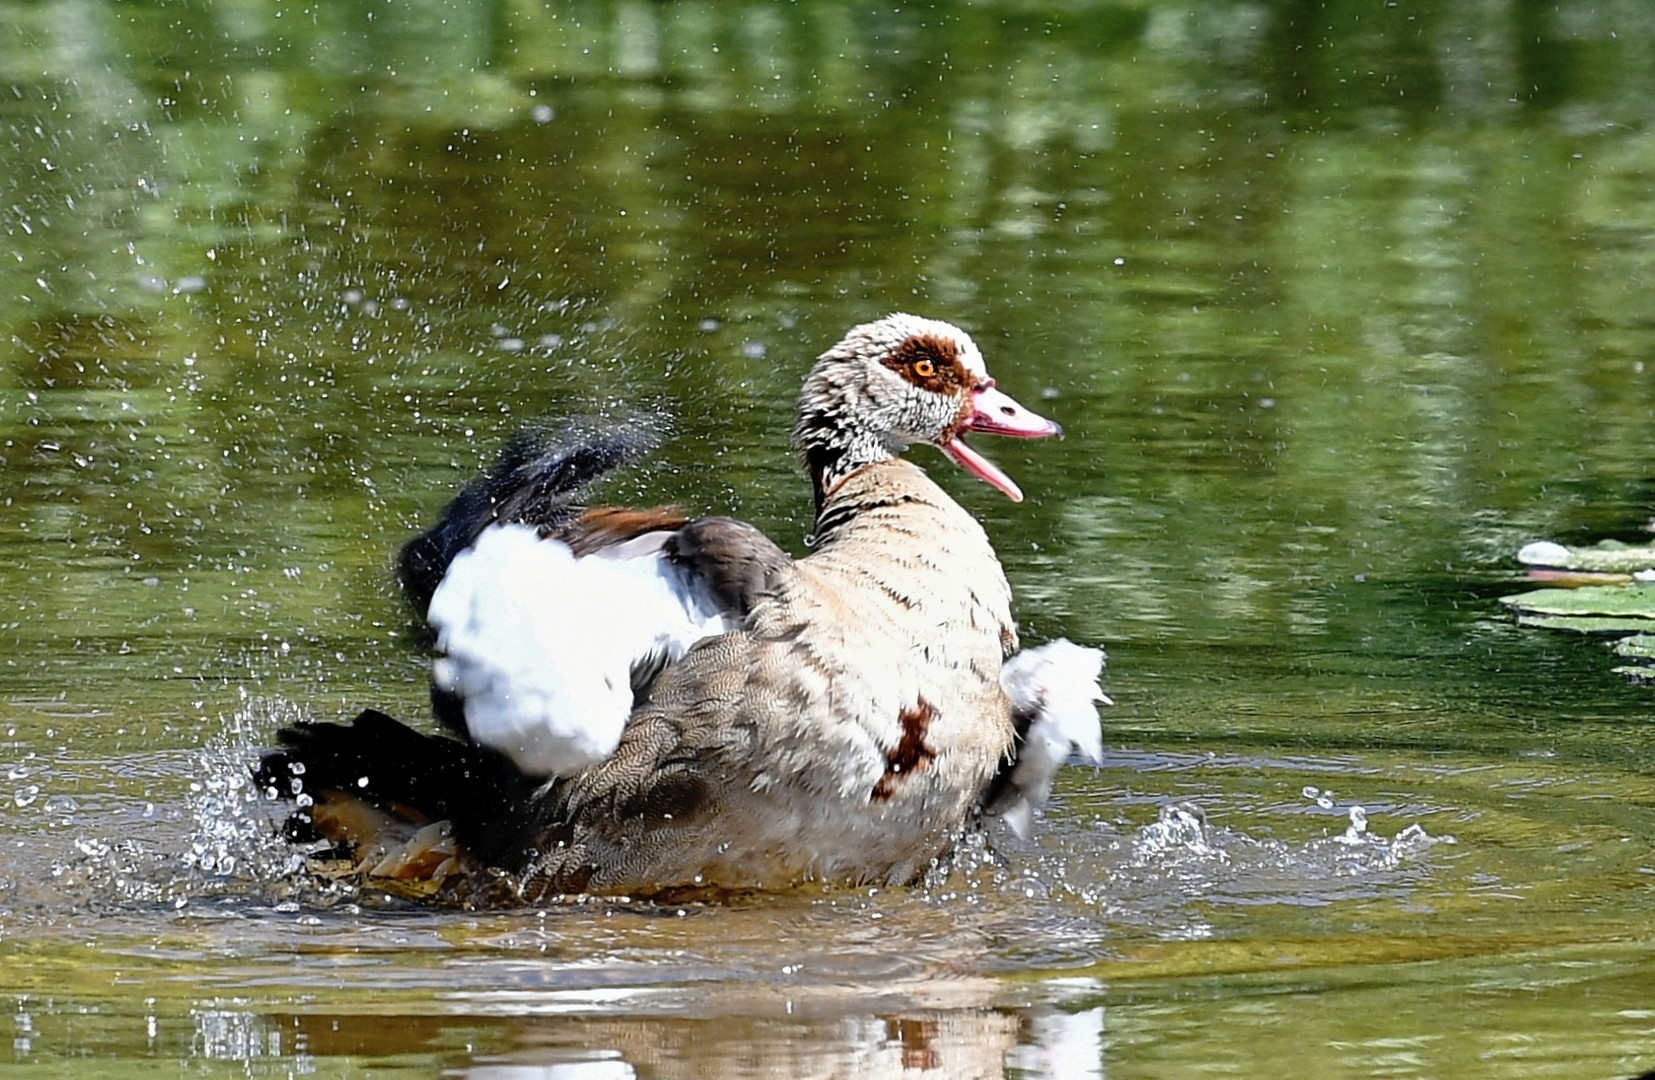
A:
[[663, 516, 792, 617]]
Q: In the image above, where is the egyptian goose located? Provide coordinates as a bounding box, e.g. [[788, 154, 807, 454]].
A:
[[257, 313, 1108, 901]]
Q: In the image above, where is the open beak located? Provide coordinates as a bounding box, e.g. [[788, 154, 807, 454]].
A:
[[939, 381, 1062, 502]]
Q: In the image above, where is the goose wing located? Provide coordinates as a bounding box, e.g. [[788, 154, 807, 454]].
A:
[[428, 513, 790, 778], [398, 417, 791, 779]]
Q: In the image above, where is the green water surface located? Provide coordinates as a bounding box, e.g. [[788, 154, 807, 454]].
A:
[[3, 1, 1654, 1076]]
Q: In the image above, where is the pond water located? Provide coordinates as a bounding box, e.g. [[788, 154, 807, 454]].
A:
[[3, 0, 1655, 1075]]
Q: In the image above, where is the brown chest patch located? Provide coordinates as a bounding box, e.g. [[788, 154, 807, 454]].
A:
[[870, 697, 940, 803]]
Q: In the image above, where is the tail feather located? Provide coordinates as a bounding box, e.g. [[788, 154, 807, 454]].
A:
[[397, 414, 661, 617], [254, 708, 544, 870], [981, 640, 1109, 839]]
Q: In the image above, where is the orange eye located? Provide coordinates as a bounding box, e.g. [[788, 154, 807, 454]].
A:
[[913, 359, 936, 377]]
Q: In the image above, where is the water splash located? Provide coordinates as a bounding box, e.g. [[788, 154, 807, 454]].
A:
[[1139, 797, 1452, 878], [1130, 801, 1228, 864], [975, 795, 1457, 936], [6, 693, 315, 912], [177, 691, 336, 906]]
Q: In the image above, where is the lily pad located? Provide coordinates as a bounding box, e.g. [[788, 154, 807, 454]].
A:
[[1513, 614, 1655, 634], [1611, 665, 1655, 685], [1505, 542, 1655, 691], [1611, 634, 1655, 659], [1517, 539, 1655, 574], [1500, 584, 1655, 620], [1522, 568, 1635, 587]]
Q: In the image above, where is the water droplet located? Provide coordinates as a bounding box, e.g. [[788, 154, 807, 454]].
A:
[[43, 793, 78, 816]]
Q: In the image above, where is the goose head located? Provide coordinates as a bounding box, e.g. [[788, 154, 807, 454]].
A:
[[794, 313, 1060, 507]]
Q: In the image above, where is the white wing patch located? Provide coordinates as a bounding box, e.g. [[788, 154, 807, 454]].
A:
[[426, 523, 729, 778], [993, 639, 1110, 839]]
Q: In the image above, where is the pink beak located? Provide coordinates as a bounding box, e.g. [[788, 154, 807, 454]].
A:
[[939, 381, 1061, 502]]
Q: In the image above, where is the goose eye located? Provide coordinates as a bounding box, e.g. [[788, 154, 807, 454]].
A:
[[913, 358, 936, 378]]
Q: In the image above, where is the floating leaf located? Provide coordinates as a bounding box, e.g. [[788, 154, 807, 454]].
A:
[[1612, 634, 1655, 659], [1506, 544, 1655, 690], [1522, 568, 1635, 587], [1610, 665, 1655, 685], [1500, 584, 1655, 620], [1512, 614, 1655, 634], [1517, 539, 1655, 574]]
